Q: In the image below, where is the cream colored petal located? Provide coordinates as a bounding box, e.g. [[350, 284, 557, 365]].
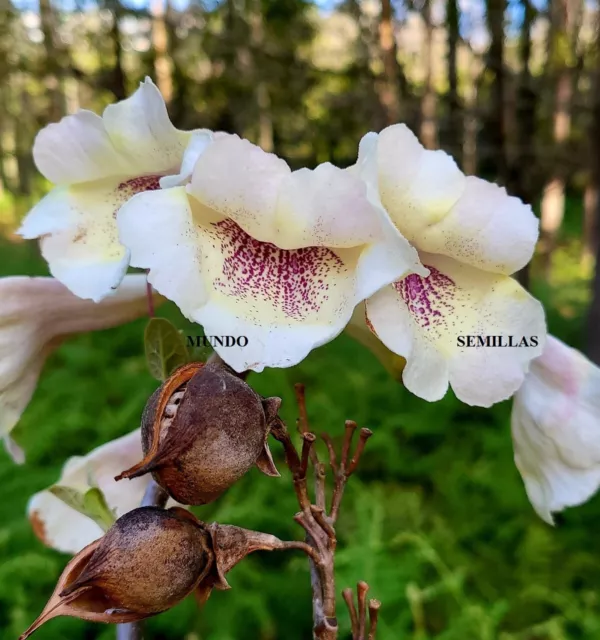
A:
[[366, 252, 546, 407], [512, 336, 600, 523], [104, 77, 191, 175], [27, 431, 148, 554], [159, 129, 214, 189], [0, 275, 157, 443], [273, 163, 383, 249], [19, 177, 163, 301], [415, 176, 539, 275], [356, 125, 538, 275], [375, 124, 466, 242], [188, 133, 290, 243], [119, 187, 418, 372], [32, 111, 131, 185]]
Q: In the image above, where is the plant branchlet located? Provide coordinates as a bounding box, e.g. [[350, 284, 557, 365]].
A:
[[270, 382, 378, 640]]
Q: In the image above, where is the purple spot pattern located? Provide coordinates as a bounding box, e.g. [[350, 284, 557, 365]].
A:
[[209, 219, 347, 321], [114, 175, 161, 217], [395, 266, 456, 329]]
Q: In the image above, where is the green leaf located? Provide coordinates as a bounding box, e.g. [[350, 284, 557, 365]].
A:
[[48, 485, 116, 532], [83, 488, 116, 531], [144, 317, 190, 381]]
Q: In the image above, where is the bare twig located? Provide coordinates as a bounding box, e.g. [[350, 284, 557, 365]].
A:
[[343, 583, 381, 640], [343, 588, 359, 636], [357, 581, 369, 639], [368, 600, 381, 640], [273, 385, 377, 640], [295, 384, 327, 510]]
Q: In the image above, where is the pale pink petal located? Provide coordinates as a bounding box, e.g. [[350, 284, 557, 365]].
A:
[[512, 336, 600, 523], [0, 275, 158, 443]]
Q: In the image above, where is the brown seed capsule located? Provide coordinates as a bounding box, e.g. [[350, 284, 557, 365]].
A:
[[21, 507, 310, 639], [19, 507, 214, 639], [115, 361, 282, 505]]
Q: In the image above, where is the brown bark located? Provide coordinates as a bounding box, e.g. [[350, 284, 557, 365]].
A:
[[39, 0, 64, 122], [249, 5, 273, 152], [151, 0, 173, 104], [508, 0, 537, 288], [107, 0, 127, 100], [585, 10, 600, 363], [539, 0, 583, 275], [486, 0, 508, 184], [420, 0, 437, 149], [446, 0, 461, 162], [463, 51, 482, 176], [378, 0, 403, 124]]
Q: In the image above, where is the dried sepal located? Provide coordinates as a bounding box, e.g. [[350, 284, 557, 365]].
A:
[[116, 361, 282, 505]]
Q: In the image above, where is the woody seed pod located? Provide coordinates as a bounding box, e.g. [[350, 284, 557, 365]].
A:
[[115, 361, 282, 504], [19, 506, 214, 639]]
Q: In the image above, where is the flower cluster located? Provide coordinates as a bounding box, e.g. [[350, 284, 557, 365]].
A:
[[5, 77, 599, 530]]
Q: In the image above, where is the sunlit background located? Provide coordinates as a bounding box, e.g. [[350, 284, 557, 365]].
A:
[[1, 0, 599, 637]]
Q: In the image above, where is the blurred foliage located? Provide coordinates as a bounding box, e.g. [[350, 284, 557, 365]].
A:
[[1, 193, 599, 639]]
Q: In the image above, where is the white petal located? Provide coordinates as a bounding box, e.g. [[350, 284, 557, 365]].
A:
[[376, 124, 466, 238], [0, 275, 156, 442], [356, 125, 538, 275], [274, 163, 382, 249], [119, 187, 420, 372], [159, 129, 214, 189], [366, 252, 546, 407], [416, 177, 539, 275], [511, 336, 600, 523], [33, 111, 131, 185], [27, 431, 148, 554], [188, 133, 290, 243], [19, 176, 165, 300], [345, 304, 407, 379], [104, 77, 190, 175]]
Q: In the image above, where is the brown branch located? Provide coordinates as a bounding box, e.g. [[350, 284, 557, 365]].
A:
[[343, 582, 381, 640], [296, 384, 327, 510], [368, 600, 381, 640]]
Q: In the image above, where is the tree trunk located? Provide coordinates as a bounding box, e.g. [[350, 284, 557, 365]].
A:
[[39, 0, 64, 122], [486, 0, 508, 184], [446, 0, 461, 162], [420, 0, 437, 149], [509, 0, 537, 288], [585, 8, 600, 363], [463, 50, 481, 176], [249, 4, 273, 152], [539, 0, 582, 276], [107, 0, 127, 100], [378, 0, 403, 124], [151, 0, 173, 104]]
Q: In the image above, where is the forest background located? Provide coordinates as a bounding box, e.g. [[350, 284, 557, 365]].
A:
[[0, 0, 600, 637]]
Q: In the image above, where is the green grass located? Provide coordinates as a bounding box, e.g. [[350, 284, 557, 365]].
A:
[[1, 202, 599, 640]]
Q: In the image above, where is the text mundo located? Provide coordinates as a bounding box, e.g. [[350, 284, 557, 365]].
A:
[[187, 335, 249, 348], [457, 335, 540, 348]]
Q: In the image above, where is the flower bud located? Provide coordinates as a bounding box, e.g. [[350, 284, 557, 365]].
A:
[[20, 506, 214, 639], [115, 361, 282, 504]]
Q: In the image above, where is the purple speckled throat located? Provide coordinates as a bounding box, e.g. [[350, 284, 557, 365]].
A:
[[210, 219, 347, 320], [395, 267, 455, 329]]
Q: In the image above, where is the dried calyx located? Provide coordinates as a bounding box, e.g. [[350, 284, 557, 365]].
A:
[[20, 506, 312, 639], [115, 361, 282, 504]]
